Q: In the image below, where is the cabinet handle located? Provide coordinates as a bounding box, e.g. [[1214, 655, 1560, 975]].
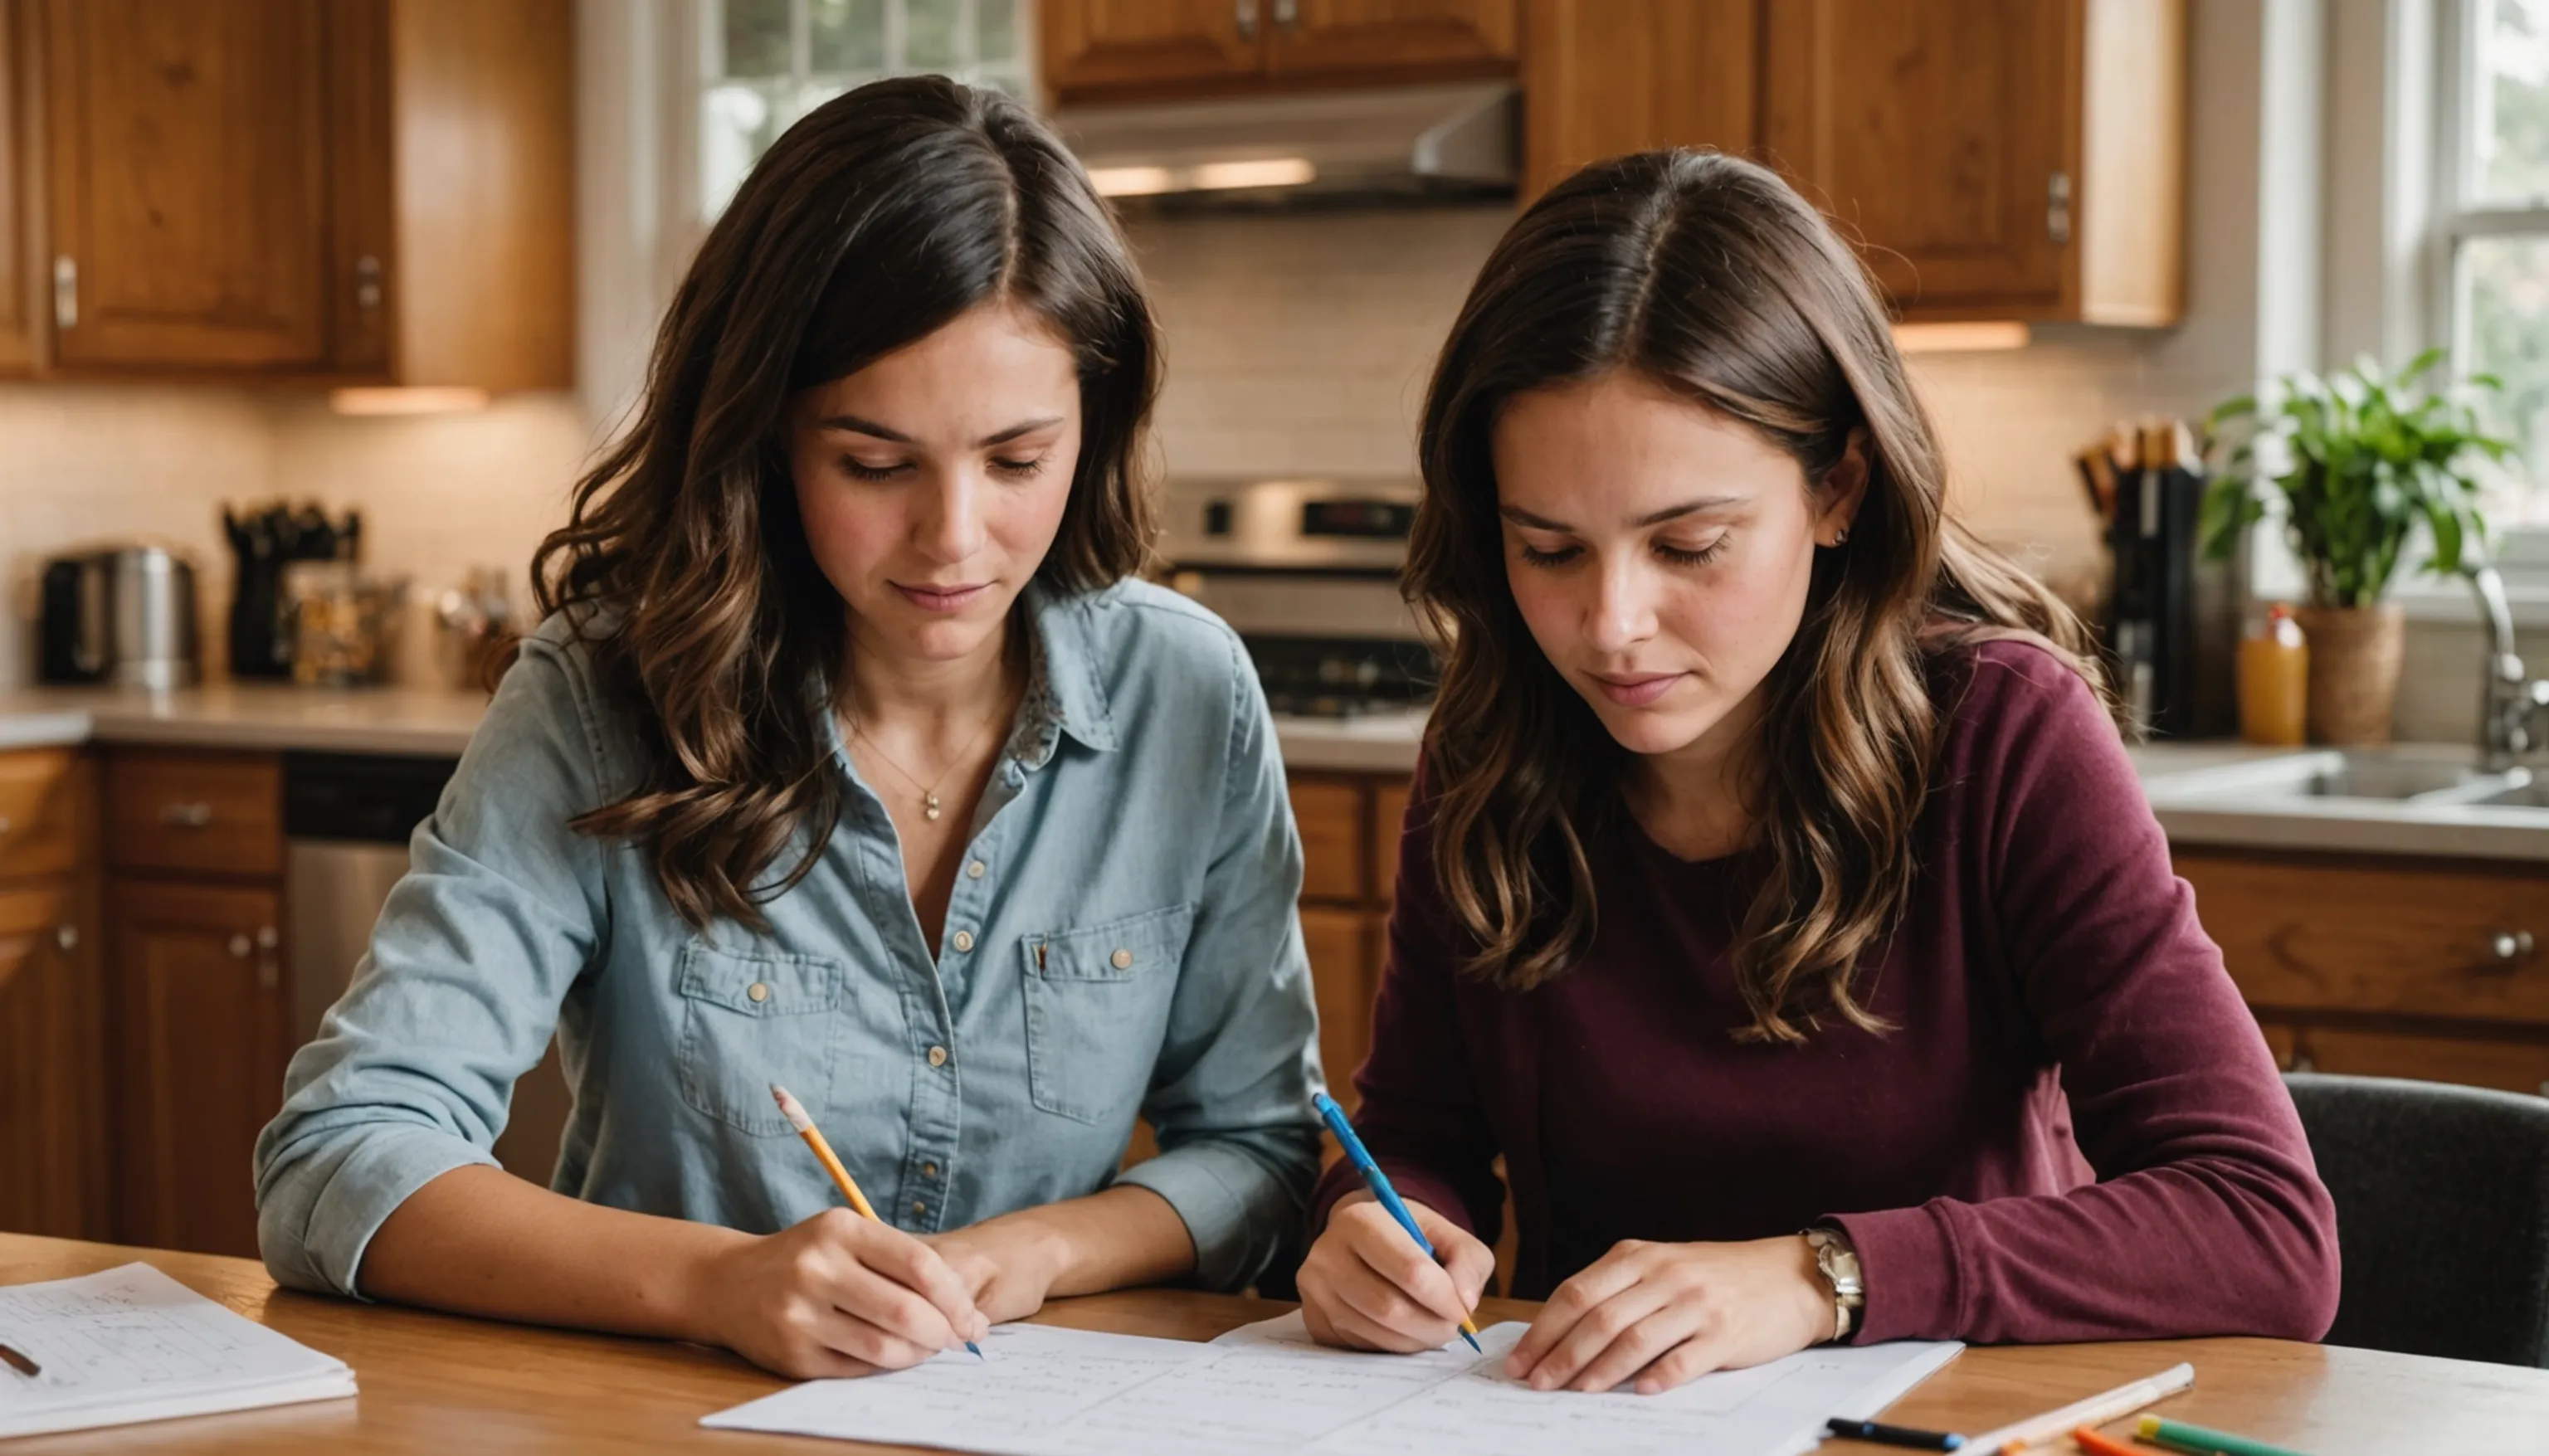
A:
[[1236, 0, 1257, 40], [160, 801, 213, 828], [2493, 930, 2535, 962], [257, 924, 280, 951], [356, 255, 383, 314], [227, 933, 251, 958], [2046, 172, 2073, 246], [55, 925, 77, 953], [1272, 0, 1297, 27], [52, 256, 76, 330]]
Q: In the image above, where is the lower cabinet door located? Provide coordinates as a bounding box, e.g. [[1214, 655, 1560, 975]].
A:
[[112, 877, 287, 1257], [0, 878, 107, 1238]]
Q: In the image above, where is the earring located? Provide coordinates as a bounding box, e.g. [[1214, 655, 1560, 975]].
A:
[[1833, 527, 1850, 546]]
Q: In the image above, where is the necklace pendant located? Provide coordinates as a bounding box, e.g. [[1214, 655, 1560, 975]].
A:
[[924, 791, 943, 822]]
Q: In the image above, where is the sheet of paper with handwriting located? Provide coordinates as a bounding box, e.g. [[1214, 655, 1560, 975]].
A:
[[701, 1308, 1961, 1456]]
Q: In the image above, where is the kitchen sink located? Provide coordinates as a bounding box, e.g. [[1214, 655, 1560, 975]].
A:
[[2140, 749, 2535, 808]]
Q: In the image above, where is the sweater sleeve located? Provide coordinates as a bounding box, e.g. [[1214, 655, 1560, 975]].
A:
[[1830, 648, 2340, 1344], [1308, 765, 1509, 1245]]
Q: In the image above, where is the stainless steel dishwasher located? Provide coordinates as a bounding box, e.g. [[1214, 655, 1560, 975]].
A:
[[284, 751, 573, 1182]]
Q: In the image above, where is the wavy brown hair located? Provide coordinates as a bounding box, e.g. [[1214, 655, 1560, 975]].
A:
[[532, 77, 1158, 929], [1408, 149, 2104, 1043]]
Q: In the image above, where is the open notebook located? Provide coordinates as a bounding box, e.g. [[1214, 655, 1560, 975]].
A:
[[0, 1263, 357, 1439]]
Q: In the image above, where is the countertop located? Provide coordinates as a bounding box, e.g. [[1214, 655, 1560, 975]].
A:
[[7, 685, 2546, 863]]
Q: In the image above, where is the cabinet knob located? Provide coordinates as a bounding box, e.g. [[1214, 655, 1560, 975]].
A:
[[1236, 0, 1257, 39], [227, 933, 251, 958], [2493, 930, 2535, 962], [2290, 1054, 2317, 1074], [1272, 0, 1297, 27], [52, 256, 76, 330], [160, 801, 214, 828], [55, 925, 78, 953], [257, 925, 279, 950]]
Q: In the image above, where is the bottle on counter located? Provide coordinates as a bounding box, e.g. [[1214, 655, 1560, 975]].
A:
[[2239, 603, 2309, 746]]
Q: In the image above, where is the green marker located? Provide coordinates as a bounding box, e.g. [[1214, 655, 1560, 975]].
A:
[[2137, 1414, 2313, 1456]]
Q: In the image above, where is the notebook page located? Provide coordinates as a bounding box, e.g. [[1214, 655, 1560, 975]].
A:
[[0, 1263, 356, 1438]]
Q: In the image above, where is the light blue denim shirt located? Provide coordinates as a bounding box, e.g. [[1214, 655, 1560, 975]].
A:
[[254, 578, 1324, 1298]]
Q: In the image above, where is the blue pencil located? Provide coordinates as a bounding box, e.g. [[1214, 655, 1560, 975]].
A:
[[1312, 1091, 1483, 1353]]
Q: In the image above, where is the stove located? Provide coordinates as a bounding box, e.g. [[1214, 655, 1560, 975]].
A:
[[1158, 476, 1435, 718]]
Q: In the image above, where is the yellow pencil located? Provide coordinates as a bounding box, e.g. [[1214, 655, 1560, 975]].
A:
[[770, 1082, 981, 1358]]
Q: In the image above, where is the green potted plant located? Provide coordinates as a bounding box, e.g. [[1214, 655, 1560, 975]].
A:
[[2201, 349, 2517, 744]]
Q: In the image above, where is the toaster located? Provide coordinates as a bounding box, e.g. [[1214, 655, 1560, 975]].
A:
[[39, 546, 201, 689]]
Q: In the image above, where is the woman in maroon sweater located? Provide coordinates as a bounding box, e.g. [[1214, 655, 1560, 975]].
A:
[[1296, 151, 2338, 1395]]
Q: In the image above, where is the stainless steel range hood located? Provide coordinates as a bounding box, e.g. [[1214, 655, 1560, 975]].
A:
[[1053, 81, 1518, 205]]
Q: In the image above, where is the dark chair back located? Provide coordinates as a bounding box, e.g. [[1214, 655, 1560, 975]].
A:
[[2284, 1072, 2549, 1366]]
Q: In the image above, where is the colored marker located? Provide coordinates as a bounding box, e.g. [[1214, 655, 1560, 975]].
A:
[[2137, 1414, 2313, 1456], [1823, 1415, 1967, 1449]]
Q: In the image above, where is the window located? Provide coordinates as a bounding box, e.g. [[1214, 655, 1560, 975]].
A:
[[701, 0, 1031, 217], [2449, 0, 2549, 517]]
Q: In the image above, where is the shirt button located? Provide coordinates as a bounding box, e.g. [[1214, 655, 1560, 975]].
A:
[[966, 859, 987, 879], [746, 981, 769, 1003], [951, 930, 975, 953], [922, 1161, 939, 1180], [1111, 948, 1133, 970], [911, 1200, 928, 1219], [927, 1045, 949, 1067]]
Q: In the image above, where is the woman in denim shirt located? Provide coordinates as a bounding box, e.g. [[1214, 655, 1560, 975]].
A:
[[254, 78, 1323, 1378]]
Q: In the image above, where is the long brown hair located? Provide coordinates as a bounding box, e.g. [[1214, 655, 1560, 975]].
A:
[[532, 76, 1159, 930], [1408, 149, 2102, 1043]]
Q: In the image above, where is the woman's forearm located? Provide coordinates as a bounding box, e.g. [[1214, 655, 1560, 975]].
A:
[[953, 1183, 1196, 1299], [357, 1164, 746, 1341]]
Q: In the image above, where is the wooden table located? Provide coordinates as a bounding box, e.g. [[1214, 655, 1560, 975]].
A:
[[4, 1234, 2544, 1454]]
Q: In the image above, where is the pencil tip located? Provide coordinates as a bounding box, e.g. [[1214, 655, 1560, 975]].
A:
[[1460, 1330, 1481, 1353], [967, 1342, 986, 1359]]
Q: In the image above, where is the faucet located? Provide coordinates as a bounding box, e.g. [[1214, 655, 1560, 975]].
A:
[[2468, 564, 2549, 772]]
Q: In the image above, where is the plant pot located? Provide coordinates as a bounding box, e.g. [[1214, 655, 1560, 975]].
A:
[[2292, 602, 2405, 746]]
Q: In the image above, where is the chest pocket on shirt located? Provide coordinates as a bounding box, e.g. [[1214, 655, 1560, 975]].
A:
[[675, 941, 850, 1137], [1021, 903, 1197, 1125]]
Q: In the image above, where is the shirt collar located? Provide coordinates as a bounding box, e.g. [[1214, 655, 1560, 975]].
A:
[[1022, 580, 1119, 756]]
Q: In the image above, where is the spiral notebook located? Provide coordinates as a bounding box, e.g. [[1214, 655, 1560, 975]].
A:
[[0, 1263, 358, 1439]]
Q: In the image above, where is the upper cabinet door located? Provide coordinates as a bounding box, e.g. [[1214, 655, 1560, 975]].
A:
[[42, 0, 331, 369], [0, 0, 35, 374], [1263, 0, 1517, 80], [1520, 0, 1757, 202], [1763, 0, 2075, 317], [1042, 0, 1265, 102]]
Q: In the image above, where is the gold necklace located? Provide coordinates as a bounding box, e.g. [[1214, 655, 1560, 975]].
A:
[[850, 709, 1006, 823]]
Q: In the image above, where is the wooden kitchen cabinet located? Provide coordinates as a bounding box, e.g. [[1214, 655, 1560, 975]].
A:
[[2186, 848, 2549, 1102], [1759, 0, 2185, 324], [1264, 0, 1517, 80], [103, 747, 288, 1258], [110, 877, 287, 1258], [1043, 0, 1514, 104], [1520, 0, 1759, 200], [0, 0, 37, 375], [0, 750, 106, 1242], [28, 0, 569, 385], [1302, 904, 1376, 1108]]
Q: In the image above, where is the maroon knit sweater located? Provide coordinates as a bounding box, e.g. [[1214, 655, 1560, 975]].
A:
[[1311, 640, 2339, 1345]]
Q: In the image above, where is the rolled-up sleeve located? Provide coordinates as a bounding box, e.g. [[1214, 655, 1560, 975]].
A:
[[254, 634, 610, 1297], [1111, 638, 1323, 1290]]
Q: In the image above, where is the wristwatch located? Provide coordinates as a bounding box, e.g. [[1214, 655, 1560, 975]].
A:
[[1801, 1227, 1864, 1342]]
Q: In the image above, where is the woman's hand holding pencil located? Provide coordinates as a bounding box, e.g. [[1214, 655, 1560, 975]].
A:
[[1299, 1192, 1497, 1355], [677, 1086, 988, 1381]]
